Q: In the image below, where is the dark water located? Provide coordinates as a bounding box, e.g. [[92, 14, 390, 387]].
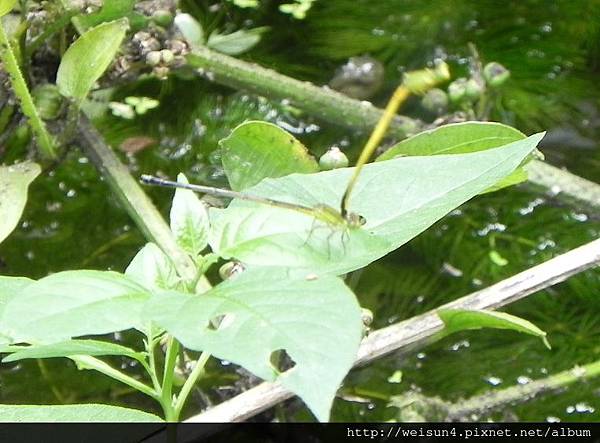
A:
[[1, 0, 599, 422]]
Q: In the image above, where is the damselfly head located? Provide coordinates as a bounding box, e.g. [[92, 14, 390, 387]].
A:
[[345, 212, 367, 228]]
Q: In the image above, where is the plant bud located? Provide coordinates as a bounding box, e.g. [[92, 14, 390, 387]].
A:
[[421, 88, 448, 114], [319, 146, 349, 170], [151, 9, 174, 27], [32, 84, 63, 120], [160, 49, 175, 65], [146, 50, 162, 66], [483, 62, 510, 87], [465, 78, 484, 100], [447, 78, 468, 103]]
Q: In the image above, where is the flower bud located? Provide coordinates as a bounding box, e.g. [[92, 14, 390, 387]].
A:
[[483, 62, 510, 87], [151, 9, 174, 27], [160, 49, 175, 65], [146, 50, 162, 66], [319, 147, 349, 170], [421, 88, 448, 114], [464, 78, 484, 100], [447, 78, 468, 103]]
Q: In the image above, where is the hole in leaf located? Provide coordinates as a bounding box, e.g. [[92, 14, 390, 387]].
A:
[[269, 349, 296, 375], [206, 314, 229, 331]]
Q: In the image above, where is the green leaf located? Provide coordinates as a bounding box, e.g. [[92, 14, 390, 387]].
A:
[[209, 133, 545, 274], [0, 404, 163, 422], [75, 0, 140, 30], [125, 242, 177, 290], [145, 267, 363, 422], [207, 27, 268, 55], [377, 121, 530, 192], [220, 121, 319, 191], [56, 19, 129, 104], [438, 309, 551, 349], [174, 13, 205, 50], [0, 276, 33, 343], [0, 0, 17, 17], [169, 173, 209, 256], [2, 339, 143, 363], [0, 162, 41, 245], [0, 271, 151, 343]]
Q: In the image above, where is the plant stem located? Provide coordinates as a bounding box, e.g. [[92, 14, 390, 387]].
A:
[[160, 336, 180, 421], [0, 21, 57, 159], [445, 360, 600, 420], [186, 48, 420, 136], [71, 355, 159, 399], [173, 351, 211, 420]]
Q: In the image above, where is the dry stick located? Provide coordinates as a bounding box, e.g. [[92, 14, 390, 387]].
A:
[[186, 47, 600, 210], [185, 237, 600, 422], [77, 116, 197, 282]]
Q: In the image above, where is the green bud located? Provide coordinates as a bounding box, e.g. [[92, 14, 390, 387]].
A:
[[464, 78, 484, 101], [361, 308, 374, 327], [319, 147, 349, 170], [447, 78, 468, 103], [160, 49, 175, 65], [421, 88, 448, 114], [151, 9, 174, 27], [146, 50, 162, 66], [32, 84, 63, 120], [483, 62, 510, 87]]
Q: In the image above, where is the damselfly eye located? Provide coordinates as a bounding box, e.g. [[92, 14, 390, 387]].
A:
[[358, 215, 367, 226]]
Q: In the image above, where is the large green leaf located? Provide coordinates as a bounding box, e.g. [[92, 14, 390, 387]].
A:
[[0, 162, 41, 244], [169, 173, 209, 256], [0, 404, 162, 422], [220, 121, 319, 191], [377, 121, 529, 192], [125, 242, 177, 291], [144, 267, 363, 422], [56, 19, 129, 104], [0, 271, 151, 343], [209, 133, 544, 274], [377, 122, 524, 159], [0, 0, 17, 17], [0, 276, 32, 344], [438, 309, 550, 349], [2, 339, 143, 363]]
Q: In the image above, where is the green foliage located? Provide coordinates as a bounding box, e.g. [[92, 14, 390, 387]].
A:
[[145, 267, 362, 422], [56, 19, 129, 105], [220, 121, 319, 191], [438, 309, 551, 349], [210, 125, 543, 273], [169, 174, 210, 257], [378, 122, 535, 192], [2, 340, 143, 363], [0, 0, 16, 17], [0, 404, 162, 422], [0, 162, 41, 244]]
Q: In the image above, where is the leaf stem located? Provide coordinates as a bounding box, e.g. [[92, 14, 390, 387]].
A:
[[0, 21, 57, 159], [160, 336, 180, 421], [70, 355, 159, 400], [172, 351, 211, 420]]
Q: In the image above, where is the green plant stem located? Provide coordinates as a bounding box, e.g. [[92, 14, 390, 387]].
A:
[[0, 22, 57, 159], [71, 355, 158, 400], [160, 337, 180, 421], [186, 48, 420, 136], [173, 351, 211, 420], [445, 359, 600, 420], [77, 116, 197, 281]]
